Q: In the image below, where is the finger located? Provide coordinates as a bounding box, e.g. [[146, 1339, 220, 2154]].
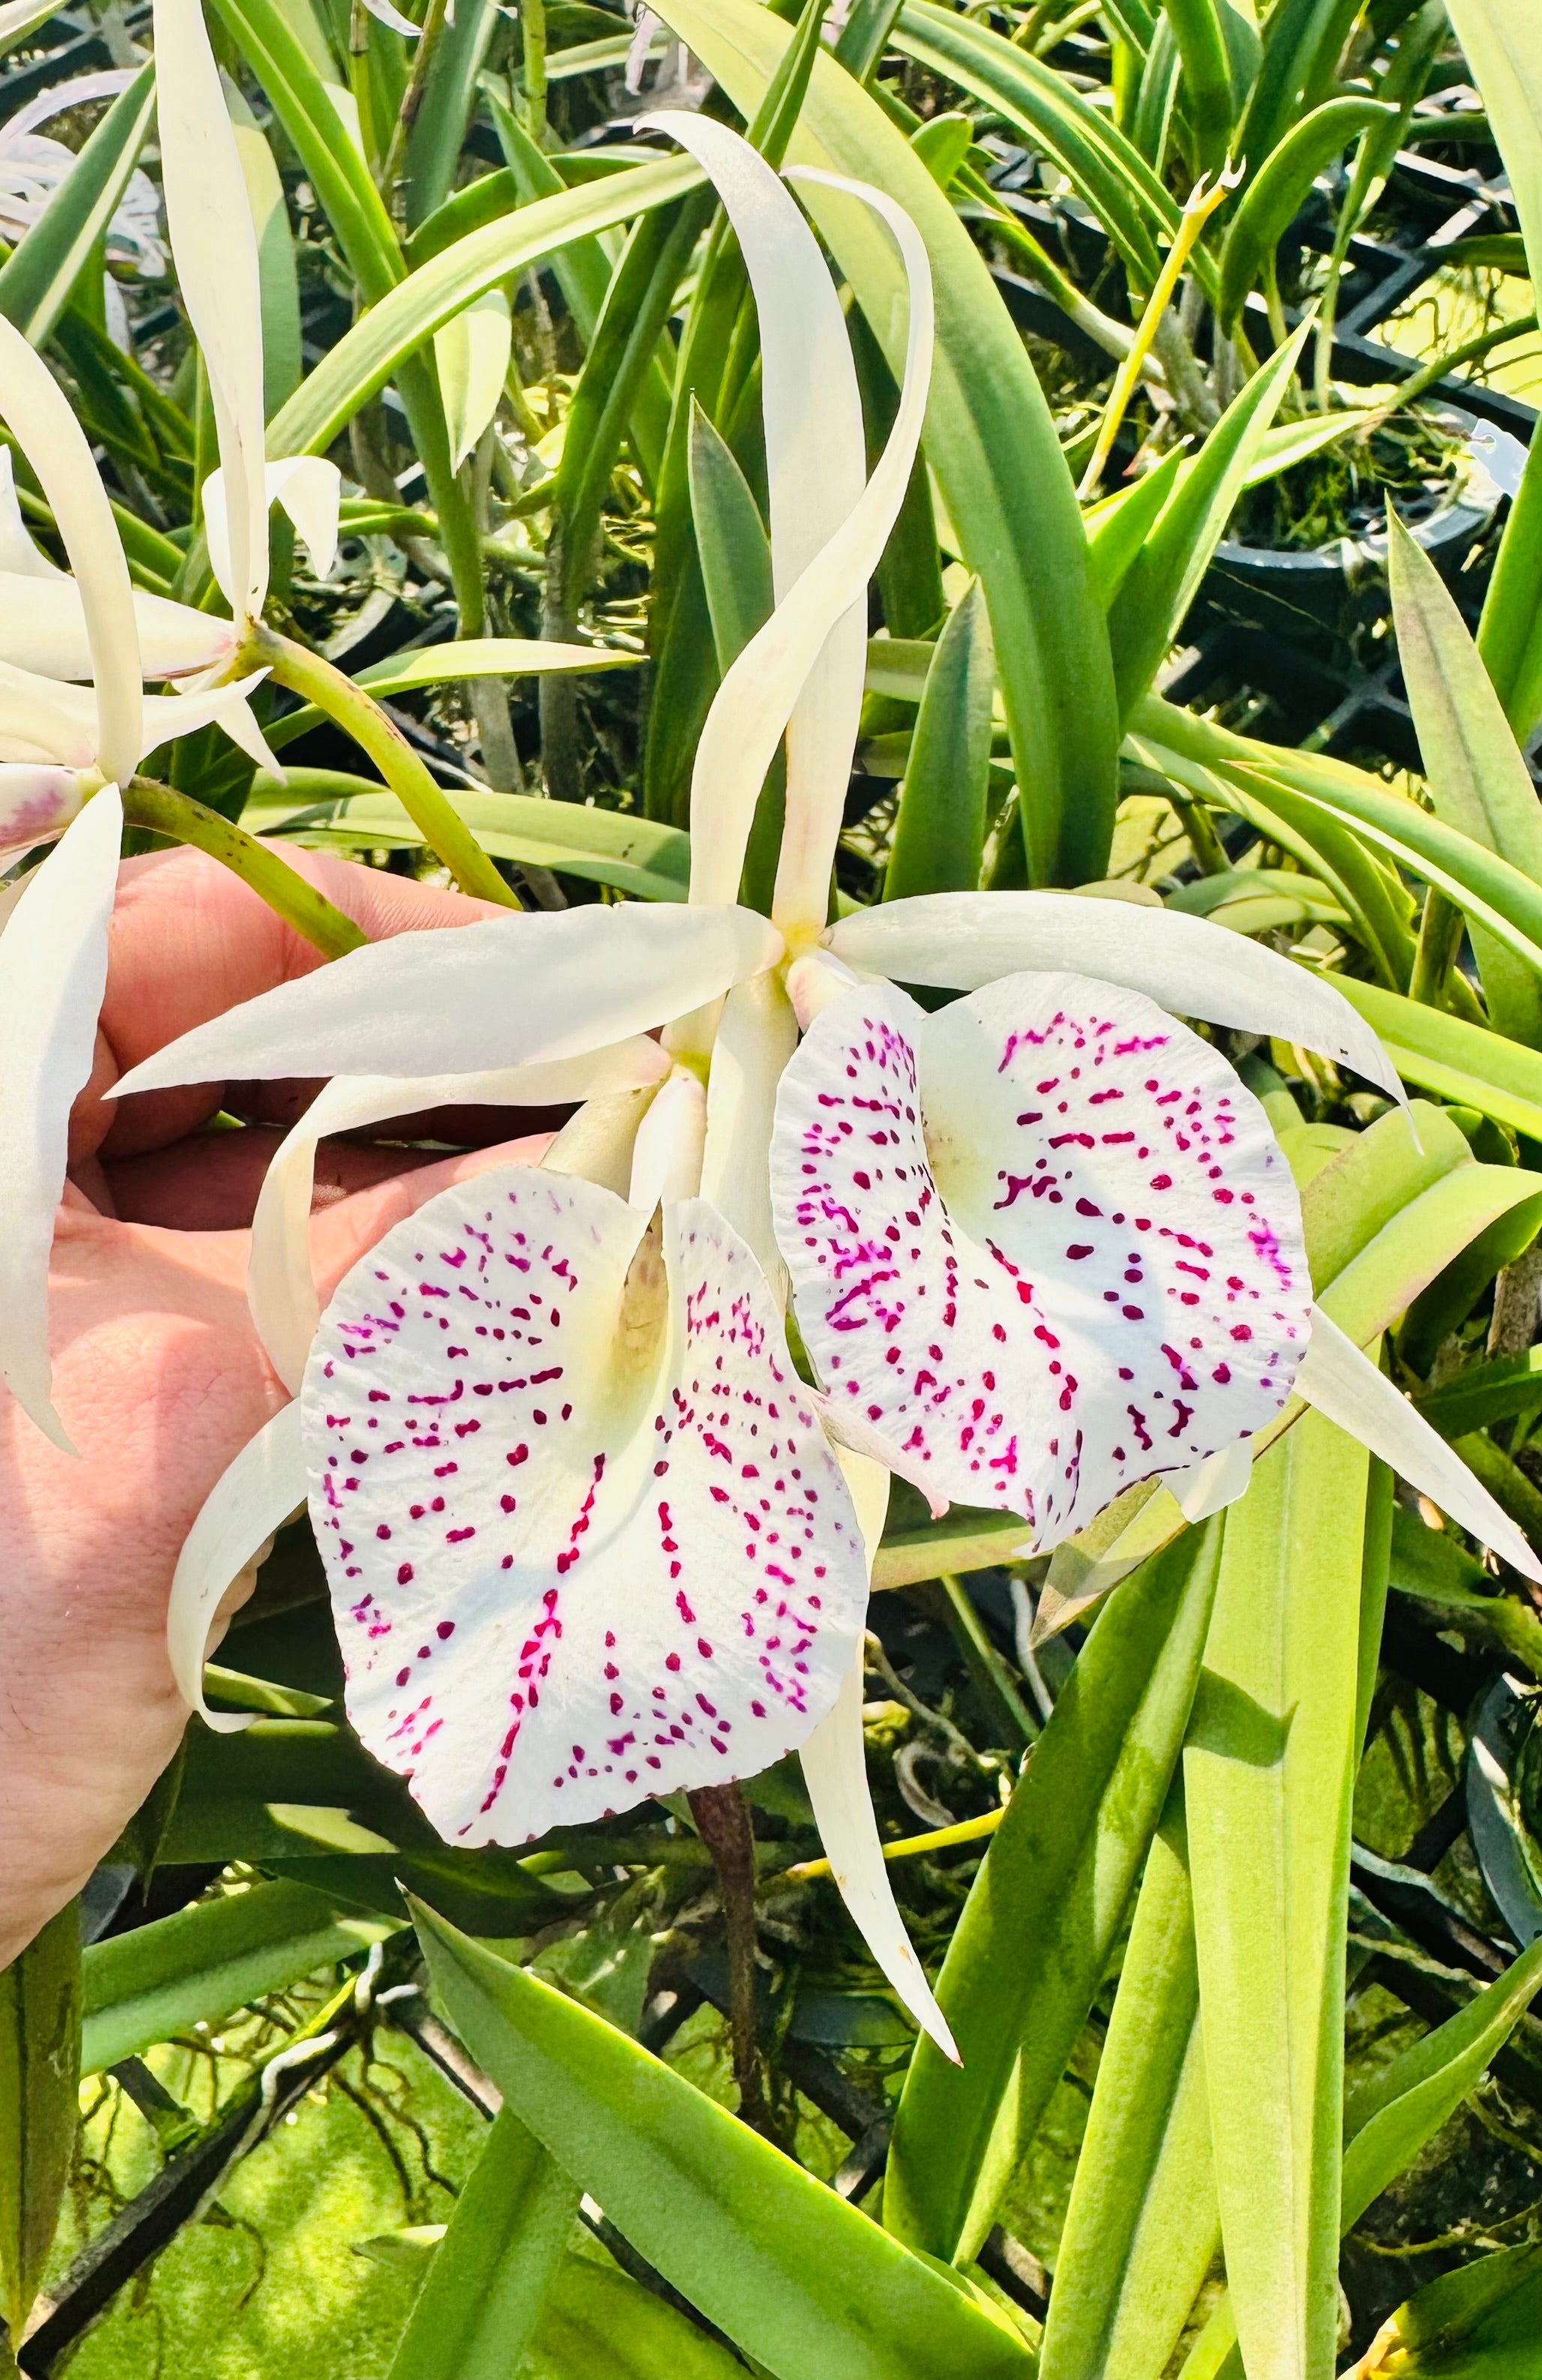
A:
[[84, 844, 514, 1163], [102, 1126, 439, 1230]]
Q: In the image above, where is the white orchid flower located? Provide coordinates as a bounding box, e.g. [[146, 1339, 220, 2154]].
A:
[[119, 113, 1540, 2058], [0, 70, 166, 274]]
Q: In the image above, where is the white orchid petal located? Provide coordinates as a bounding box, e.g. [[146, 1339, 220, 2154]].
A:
[[206, 457, 344, 598], [641, 127, 933, 922], [772, 973, 1312, 1536], [627, 1070, 707, 1216], [642, 114, 869, 930], [140, 668, 274, 766], [112, 904, 783, 1098], [4, 68, 139, 142], [830, 893, 1405, 1105], [0, 449, 64, 578], [167, 1402, 306, 1729], [0, 763, 82, 862], [701, 970, 799, 1293], [0, 317, 142, 781], [1297, 1306, 1542, 1584], [250, 1043, 671, 1395], [154, 0, 268, 622], [434, 292, 514, 475], [0, 570, 238, 683], [1171, 1438, 1253, 1523], [301, 1174, 870, 1842], [801, 1446, 960, 2064], [772, 168, 933, 935], [0, 787, 122, 1448]]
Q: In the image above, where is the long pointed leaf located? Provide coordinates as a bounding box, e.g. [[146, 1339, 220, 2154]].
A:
[[1184, 1407, 1370, 2380], [410, 1902, 1036, 2380], [884, 1518, 1223, 2265]]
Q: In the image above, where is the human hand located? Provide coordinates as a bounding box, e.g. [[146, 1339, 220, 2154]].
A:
[[0, 846, 555, 1965]]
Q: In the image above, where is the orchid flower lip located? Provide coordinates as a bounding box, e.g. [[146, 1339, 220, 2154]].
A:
[[298, 1165, 873, 1847], [770, 965, 1315, 1546]]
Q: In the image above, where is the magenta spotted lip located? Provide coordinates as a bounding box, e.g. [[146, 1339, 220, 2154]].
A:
[[771, 968, 1312, 1542], [300, 1170, 870, 1847]]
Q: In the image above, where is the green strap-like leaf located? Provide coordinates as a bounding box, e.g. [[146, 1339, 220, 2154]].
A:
[[0, 1902, 80, 2339], [409, 1901, 1036, 2380], [1216, 97, 1392, 330], [386, 2107, 579, 2380], [81, 1879, 398, 2075], [1108, 325, 1306, 716], [0, 61, 157, 346], [527, 2251, 748, 2379], [1164, 0, 1239, 171], [885, 1518, 1223, 2265], [1184, 1407, 1370, 2380], [895, 0, 1184, 294], [1389, 508, 1542, 1044], [266, 158, 702, 458], [884, 578, 994, 901], [1342, 1930, 1542, 2226], [1038, 1791, 1219, 2380], [655, 0, 1120, 886], [403, 0, 497, 231]]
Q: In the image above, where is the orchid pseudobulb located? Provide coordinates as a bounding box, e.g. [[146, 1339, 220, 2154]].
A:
[[129, 92, 1542, 2052]]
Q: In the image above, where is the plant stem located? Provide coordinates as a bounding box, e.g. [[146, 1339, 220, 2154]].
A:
[[520, 0, 548, 146], [1408, 883, 1465, 1010], [380, 0, 448, 217], [1078, 172, 1234, 501], [686, 1783, 771, 2135], [122, 782, 368, 958], [253, 625, 519, 907]]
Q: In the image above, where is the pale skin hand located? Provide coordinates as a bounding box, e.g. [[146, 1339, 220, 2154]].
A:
[[0, 847, 556, 1967]]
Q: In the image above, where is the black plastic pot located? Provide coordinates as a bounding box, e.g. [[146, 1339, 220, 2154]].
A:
[[1203, 403, 1516, 646]]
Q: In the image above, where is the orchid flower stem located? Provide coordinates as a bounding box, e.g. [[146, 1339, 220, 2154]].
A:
[[776, 1801, 1010, 1887], [122, 781, 368, 958], [687, 1782, 772, 2136], [1078, 171, 1235, 503], [251, 625, 520, 907]]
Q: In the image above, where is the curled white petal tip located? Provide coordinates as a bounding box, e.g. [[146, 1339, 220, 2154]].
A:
[[1171, 1439, 1253, 1524], [811, 1390, 950, 1521], [359, 0, 421, 31], [1297, 1305, 1542, 1587], [167, 1401, 306, 1729]]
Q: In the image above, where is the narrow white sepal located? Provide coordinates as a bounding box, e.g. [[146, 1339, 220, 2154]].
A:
[[167, 1402, 307, 1729], [701, 972, 798, 1292], [0, 763, 82, 862], [802, 1449, 960, 2064], [154, 0, 268, 622], [112, 903, 784, 1097], [1297, 1305, 1542, 1584], [1171, 1439, 1253, 1524], [0, 316, 142, 783], [249, 1042, 671, 1392], [830, 893, 1407, 1106], [0, 785, 122, 1449], [140, 668, 274, 768]]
